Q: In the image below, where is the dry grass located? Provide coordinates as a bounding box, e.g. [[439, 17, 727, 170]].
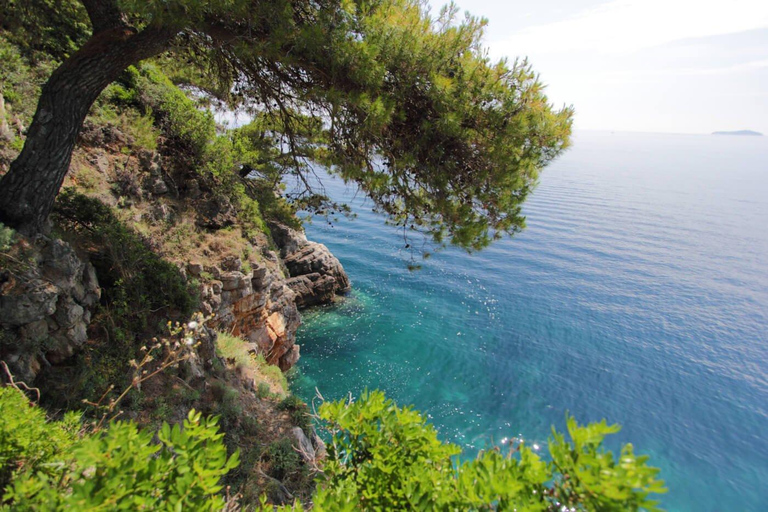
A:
[[215, 331, 289, 396]]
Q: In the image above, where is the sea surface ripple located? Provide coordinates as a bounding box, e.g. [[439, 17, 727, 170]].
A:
[[291, 131, 768, 512]]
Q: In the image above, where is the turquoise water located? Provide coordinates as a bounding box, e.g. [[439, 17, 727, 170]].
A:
[[290, 131, 768, 511]]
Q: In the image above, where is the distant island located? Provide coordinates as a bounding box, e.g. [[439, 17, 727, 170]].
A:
[[712, 130, 763, 136]]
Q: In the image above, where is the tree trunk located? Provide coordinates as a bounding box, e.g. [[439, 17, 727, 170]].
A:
[[0, 25, 172, 235]]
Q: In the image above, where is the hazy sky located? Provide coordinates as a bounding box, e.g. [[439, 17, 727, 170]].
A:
[[431, 0, 768, 134]]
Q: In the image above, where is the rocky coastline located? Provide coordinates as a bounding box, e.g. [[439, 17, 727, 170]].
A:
[[0, 220, 349, 382]]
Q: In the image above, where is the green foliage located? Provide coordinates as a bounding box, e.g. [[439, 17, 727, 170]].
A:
[[215, 332, 289, 394], [124, 64, 217, 161], [315, 390, 460, 510], [0, 36, 54, 131], [0, 222, 14, 252], [215, 332, 254, 368], [266, 437, 303, 482], [257, 382, 271, 399], [53, 189, 196, 325], [0, 387, 80, 490], [209, 381, 242, 431], [5, 0, 571, 251], [101, 0, 573, 251], [0, 386, 665, 511], [48, 190, 197, 404], [3, 407, 239, 511], [547, 416, 667, 511], [0, 0, 89, 61], [278, 395, 311, 432], [312, 390, 666, 511]]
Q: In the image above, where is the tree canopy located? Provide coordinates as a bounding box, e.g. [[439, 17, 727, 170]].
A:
[[0, 0, 572, 249]]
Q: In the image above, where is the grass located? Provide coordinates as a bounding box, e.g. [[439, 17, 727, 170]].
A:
[[0, 222, 14, 252], [215, 332, 289, 395]]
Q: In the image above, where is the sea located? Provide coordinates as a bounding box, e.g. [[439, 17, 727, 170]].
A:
[[289, 130, 768, 512]]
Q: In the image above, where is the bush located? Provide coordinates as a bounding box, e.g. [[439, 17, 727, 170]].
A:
[[266, 437, 302, 482], [1, 386, 665, 511], [0, 222, 14, 252], [125, 64, 216, 161], [2, 396, 239, 511], [215, 332, 289, 394], [257, 382, 271, 399], [311, 390, 667, 512], [53, 189, 197, 325], [0, 0, 89, 61], [0, 387, 80, 490], [277, 395, 311, 432]]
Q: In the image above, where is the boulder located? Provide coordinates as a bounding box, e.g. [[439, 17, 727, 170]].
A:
[[267, 221, 350, 309], [292, 427, 316, 464], [196, 195, 236, 229], [285, 273, 338, 309]]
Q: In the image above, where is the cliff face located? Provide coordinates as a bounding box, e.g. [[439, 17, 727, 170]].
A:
[[269, 221, 351, 308], [0, 113, 352, 378], [0, 222, 349, 379], [197, 222, 350, 371], [0, 237, 101, 383]]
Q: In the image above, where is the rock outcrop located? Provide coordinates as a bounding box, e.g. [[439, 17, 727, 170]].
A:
[[192, 222, 350, 371], [200, 257, 302, 371], [268, 221, 350, 308], [0, 237, 101, 382], [0, 215, 349, 379]]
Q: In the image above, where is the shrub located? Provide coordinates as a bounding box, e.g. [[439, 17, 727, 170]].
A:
[[53, 189, 197, 325], [0, 0, 89, 61], [257, 382, 271, 399], [0, 387, 80, 490], [266, 437, 302, 482], [278, 395, 311, 434], [49, 190, 198, 404], [3, 404, 239, 511], [311, 390, 667, 512], [0, 222, 14, 252], [215, 332, 289, 394], [124, 64, 216, 161]]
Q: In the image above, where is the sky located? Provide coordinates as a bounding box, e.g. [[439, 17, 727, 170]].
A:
[[430, 0, 768, 134]]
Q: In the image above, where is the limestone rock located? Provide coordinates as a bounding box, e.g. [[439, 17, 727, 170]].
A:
[[0, 237, 101, 382], [220, 255, 242, 272], [196, 195, 236, 229], [292, 427, 316, 464], [0, 279, 59, 325], [186, 178, 201, 199], [220, 271, 250, 292], [152, 178, 169, 195], [285, 273, 338, 308], [268, 221, 350, 309], [187, 262, 203, 276]]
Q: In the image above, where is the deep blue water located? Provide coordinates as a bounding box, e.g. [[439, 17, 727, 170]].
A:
[[290, 131, 768, 511]]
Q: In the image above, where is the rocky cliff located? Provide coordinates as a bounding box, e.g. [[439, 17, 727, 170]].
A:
[[0, 236, 101, 383], [0, 216, 349, 381], [191, 222, 349, 372]]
